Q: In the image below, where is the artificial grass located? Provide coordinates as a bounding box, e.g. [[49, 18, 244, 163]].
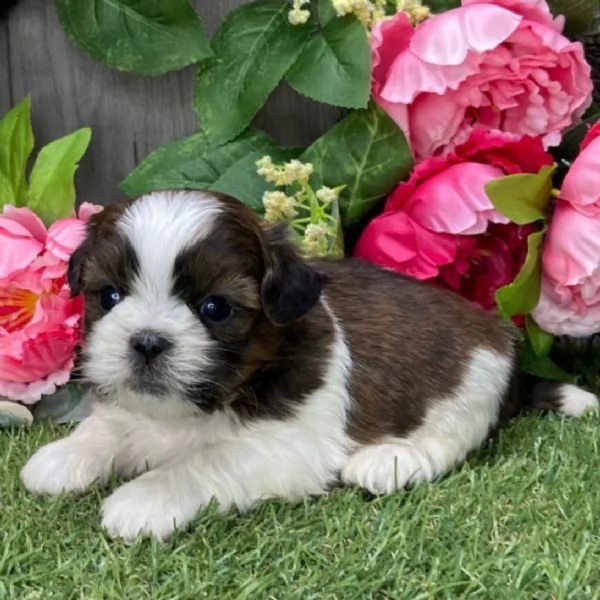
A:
[[1, 414, 600, 600]]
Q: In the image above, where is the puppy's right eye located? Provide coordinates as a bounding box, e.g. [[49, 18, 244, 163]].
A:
[[100, 286, 122, 312]]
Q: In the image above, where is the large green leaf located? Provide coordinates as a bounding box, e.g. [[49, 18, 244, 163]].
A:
[[121, 129, 300, 213], [526, 315, 554, 359], [286, 13, 370, 109], [548, 0, 599, 35], [425, 0, 461, 12], [495, 227, 546, 320], [55, 0, 212, 76], [194, 0, 313, 145], [517, 338, 579, 384], [0, 97, 34, 208], [485, 165, 555, 225], [27, 128, 92, 225], [301, 102, 413, 226]]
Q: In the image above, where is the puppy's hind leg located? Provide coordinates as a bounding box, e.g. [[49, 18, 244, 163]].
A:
[[341, 347, 512, 494]]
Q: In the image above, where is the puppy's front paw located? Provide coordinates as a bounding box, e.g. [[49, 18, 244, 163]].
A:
[[21, 438, 110, 495], [101, 471, 200, 542]]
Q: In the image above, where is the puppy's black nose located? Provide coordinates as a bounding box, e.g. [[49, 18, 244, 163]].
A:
[[130, 330, 172, 362]]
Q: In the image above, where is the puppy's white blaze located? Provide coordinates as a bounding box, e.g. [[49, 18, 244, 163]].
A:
[[556, 384, 599, 417], [83, 191, 221, 404], [118, 190, 222, 294], [341, 347, 512, 494]]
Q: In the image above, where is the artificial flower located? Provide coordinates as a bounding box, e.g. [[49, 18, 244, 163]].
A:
[[354, 129, 552, 312], [0, 203, 102, 403], [371, 0, 593, 159]]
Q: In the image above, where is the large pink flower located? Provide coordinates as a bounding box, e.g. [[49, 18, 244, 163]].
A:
[[354, 130, 552, 312], [372, 0, 593, 159], [0, 203, 102, 403], [532, 122, 600, 336]]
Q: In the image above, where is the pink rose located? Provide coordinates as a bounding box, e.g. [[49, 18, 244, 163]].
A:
[[354, 130, 552, 312], [372, 0, 593, 159], [532, 123, 600, 336], [0, 203, 102, 403]]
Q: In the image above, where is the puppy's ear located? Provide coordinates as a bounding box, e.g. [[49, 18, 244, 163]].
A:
[[260, 223, 326, 326], [67, 239, 92, 297]]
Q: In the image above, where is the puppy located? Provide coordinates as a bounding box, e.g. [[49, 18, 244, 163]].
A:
[[21, 190, 598, 541]]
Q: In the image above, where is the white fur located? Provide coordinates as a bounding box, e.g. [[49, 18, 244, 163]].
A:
[[22, 300, 353, 541], [83, 191, 222, 410], [342, 347, 512, 494], [556, 384, 599, 417]]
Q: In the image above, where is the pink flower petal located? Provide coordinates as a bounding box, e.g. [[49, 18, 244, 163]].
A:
[[1, 206, 47, 242], [0, 218, 44, 280], [410, 4, 521, 66], [461, 0, 563, 30], [46, 218, 87, 261], [405, 162, 507, 235], [560, 136, 600, 216], [78, 202, 104, 221]]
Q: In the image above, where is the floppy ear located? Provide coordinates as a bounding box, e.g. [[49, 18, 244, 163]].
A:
[[67, 239, 92, 297], [260, 224, 326, 326]]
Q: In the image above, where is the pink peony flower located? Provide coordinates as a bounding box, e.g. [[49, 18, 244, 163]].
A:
[[532, 122, 600, 336], [372, 0, 593, 159], [354, 130, 552, 312], [0, 203, 102, 403]]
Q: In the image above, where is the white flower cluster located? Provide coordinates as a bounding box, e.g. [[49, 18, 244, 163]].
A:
[[288, 0, 311, 25], [256, 156, 313, 186], [255, 155, 344, 259], [262, 191, 298, 224], [396, 0, 430, 24], [330, 0, 385, 26]]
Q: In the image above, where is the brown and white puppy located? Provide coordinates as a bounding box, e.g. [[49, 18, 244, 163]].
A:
[[21, 191, 598, 541]]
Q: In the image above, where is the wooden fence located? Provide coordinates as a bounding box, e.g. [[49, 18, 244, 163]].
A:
[[0, 0, 344, 205]]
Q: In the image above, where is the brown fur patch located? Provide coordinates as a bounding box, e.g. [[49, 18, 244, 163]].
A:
[[312, 258, 517, 444]]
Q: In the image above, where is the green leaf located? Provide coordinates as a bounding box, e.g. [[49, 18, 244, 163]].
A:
[[318, 0, 337, 24], [495, 227, 546, 320], [485, 165, 555, 225], [425, 0, 461, 12], [0, 97, 34, 208], [0, 401, 33, 429], [121, 129, 301, 213], [548, 0, 599, 36], [301, 102, 413, 226], [55, 0, 212, 76], [27, 128, 91, 225], [517, 338, 579, 384], [286, 13, 370, 109], [32, 382, 91, 424], [194, 0, 314, 145], [526, 315, 554, 359]]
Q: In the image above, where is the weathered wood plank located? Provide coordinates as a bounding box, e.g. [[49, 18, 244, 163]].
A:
[[0, 0, 344, 206]]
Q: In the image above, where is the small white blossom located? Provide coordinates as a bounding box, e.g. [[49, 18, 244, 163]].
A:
[[283, 159, 313, 184], [289, 0, 310, 25], [396, 0, 430, 24], [315, 186, 339, 205], [262, 191, 297, 223], [302, 222, 331, 257]]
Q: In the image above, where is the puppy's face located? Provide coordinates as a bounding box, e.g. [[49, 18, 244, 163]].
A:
[[68, 191, 323, 415]]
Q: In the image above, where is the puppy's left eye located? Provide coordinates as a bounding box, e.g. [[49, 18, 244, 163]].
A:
[[100, 285, 122, 312], [198, 296, 233, 324]]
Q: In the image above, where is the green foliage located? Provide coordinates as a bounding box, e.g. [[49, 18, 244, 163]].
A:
[[55, 0, 211, 75], [0, 98, 91, 221], [526, 315, 555, 359], [121, 129, 301, 214], [556, 110, 600, 163], [485, 165, 555, 225], [286, 12, 371, 109], [495, 227, 546, 320], [425, 0, 461, 12], [194, 0, 314, 145], [27, 128, 92, 226], [301, 102, 413, 226], [0, 97, 34, 209], [548, 0, 600, 35], [518, 336, 579, 384]]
